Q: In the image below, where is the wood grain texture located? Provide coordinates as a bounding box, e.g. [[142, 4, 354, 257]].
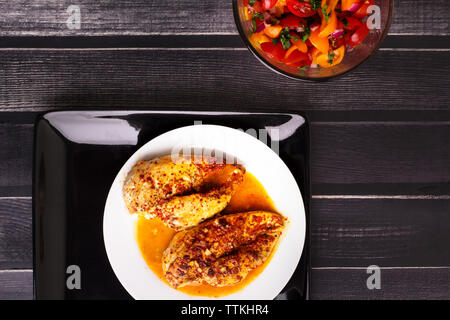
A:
[[0, 49, 449, 111], [311, 199, 450, 267], [1, 268, 449, 300], [312, 123, 450, 185], [0, 270, 33, 300], [311, 268, 450, 299], [0, 1, 448, 36], [0, 124, 33, 196], [3, 198, 450, 269], [1, 121, 450, 197], [0, 199, 32, 269]]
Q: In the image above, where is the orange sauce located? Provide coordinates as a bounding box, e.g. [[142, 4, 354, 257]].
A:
[[135, 172, 278, 297]]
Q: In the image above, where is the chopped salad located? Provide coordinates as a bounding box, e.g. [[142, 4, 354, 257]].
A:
[[244, 0, 374, 69]]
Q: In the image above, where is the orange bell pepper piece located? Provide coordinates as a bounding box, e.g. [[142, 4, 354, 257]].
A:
[[244, 7, 251, 21], [341, 0, 361, 11], [317, 45, 346, 68], [273, 0, 287, 16], [319, 11, 338, 38], [310, 48, 322, 65], [290, 37, 308, 53], [309, 28, 329, 53], [321, 0, 339, 12], [251, 31, 271, 45], [264, 25, 283, 38], [318, 0, 339, 38]]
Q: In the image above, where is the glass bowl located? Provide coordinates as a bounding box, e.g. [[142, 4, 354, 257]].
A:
[[232, 0, 394, 80]]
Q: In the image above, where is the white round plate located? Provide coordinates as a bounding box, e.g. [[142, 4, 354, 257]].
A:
[[103, 124, 305, 300]]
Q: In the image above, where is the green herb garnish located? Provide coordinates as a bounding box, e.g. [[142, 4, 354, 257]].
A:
[[280, 27, 293, 50], [253, 12, 264, 20], [301, 22, 311, 42], [311, 0, 321, 11], [328, 52, 335, 64], [270, 17, 280, 25], [322, 5, 331, 22], [251, 12, 264, 32]]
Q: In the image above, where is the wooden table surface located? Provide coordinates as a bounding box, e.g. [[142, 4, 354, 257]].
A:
[[0, 0, 449, 300]]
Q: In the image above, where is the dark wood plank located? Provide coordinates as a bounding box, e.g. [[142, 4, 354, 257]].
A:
[[0, 124, 33, 196], [311, 268, 450, 299], [1, 120, 450, 197], [311, 199, 450, 267], [0, 1, 447, 36], [0, 270, 33, 300], [390, 0, 450, 35], [0, 49, 449, 111], [0, 199, 32, 269], [3, 198, 450, 269], [312, 123, 450, 185]]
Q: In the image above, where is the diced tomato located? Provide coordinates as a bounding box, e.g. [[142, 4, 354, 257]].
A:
[[341, 16, 363, 33], [286, 0, 317, 18], [261, 41, 286, 61], [284, 49, 311, 67], [253, 16, 264, 26], [262, 0, 278, 10], [244, 0, 263, 13], [284, 45, 298, 59], [280, 14, 306, 28], [353, 0, 374, 19], [329, 35, 346, 50], [347, 23, 370, 47]]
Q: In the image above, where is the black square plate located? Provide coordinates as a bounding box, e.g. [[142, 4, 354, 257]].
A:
[[33, 111, 310, 300]]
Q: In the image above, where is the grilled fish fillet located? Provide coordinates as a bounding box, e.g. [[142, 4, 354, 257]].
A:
[[162, 211, 285, 288], [123, 155, 245, 230]]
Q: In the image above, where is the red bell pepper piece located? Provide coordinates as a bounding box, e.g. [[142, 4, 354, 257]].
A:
[[261, 41, 287, 61], [347, 23, 370, 47], [353, 0, 375, 19]]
